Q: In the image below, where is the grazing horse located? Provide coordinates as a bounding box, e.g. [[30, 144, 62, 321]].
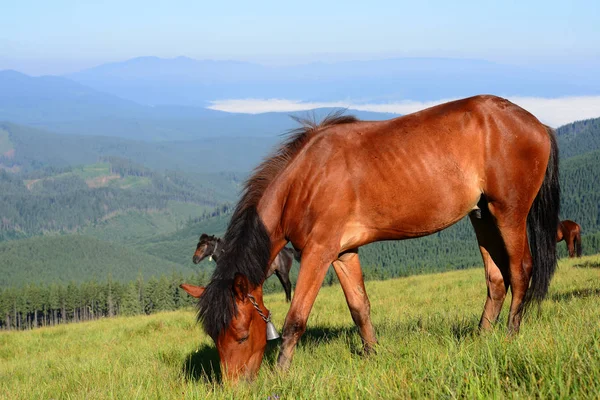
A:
[[189, 95, 560, 381], [192, 233, 299, 301], [557, 220, 582, 258]]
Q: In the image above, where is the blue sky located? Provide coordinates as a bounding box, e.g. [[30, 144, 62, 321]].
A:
[[1, 0, 599, 74]]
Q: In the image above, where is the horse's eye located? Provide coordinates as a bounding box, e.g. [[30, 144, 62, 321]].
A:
[[237, 335, 249, 344]]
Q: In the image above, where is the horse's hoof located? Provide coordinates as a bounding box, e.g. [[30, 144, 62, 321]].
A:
[[362, 342, 378, 356]]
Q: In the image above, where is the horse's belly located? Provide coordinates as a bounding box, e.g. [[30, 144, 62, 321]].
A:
[[339, 179, 481, 251]]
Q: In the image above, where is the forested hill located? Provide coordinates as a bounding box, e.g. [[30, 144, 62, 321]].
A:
[[0, 235, 195, 287], [0, 122, 278, 173], [0, 156, 239, 241], [557, 117, 600, 158]]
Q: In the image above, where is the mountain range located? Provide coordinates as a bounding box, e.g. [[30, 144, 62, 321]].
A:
[[0, 70, 399, 141], [65, 56, 600, 106]]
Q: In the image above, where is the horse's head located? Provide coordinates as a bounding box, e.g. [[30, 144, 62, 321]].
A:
[[192, 234, 220, 264], [179, 274, 275, 381]]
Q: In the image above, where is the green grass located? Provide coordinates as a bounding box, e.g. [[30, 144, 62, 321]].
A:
[[72, 162, 111, 180], [23, 164, 154, 190], [23, 163, 113, 189], [74, 164, 154, 189], [110, 175, 152, 189], [1, 256, 599, 399]]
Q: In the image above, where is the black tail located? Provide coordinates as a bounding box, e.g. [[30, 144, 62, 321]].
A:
[[523, 126, 561, 310], [575, 232, 583, 257]]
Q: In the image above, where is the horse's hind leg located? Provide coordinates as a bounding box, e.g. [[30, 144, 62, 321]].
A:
[[485, 202, 532, 334], [504, 225, 532, 334], [469, 209, 510, 330], [567, 236, 576, 258], [332, 248, 377, 354], [575, 232, 583, 257], [275, 270, 292, 302]]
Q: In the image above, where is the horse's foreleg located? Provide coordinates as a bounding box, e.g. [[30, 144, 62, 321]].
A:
[[277, 245, 334, 370], [332, 249, 377, 354]]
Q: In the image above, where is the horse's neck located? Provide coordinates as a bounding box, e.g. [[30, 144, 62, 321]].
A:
[[211, 239, 223, 261]]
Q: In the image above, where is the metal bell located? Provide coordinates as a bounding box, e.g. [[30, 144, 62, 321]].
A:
[[266, 321, 280, 341]]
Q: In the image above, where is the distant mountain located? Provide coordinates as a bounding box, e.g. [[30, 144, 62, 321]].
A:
[[0, 69, 234, 140], [66, 56, 600, 106], [0, 122, 279, 172], [66, 56, 268, 106], [0, 69, 146, 122], [0, 70, 399, 141]]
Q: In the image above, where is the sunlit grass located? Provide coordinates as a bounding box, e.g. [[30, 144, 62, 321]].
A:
[[1, 255, 599, 399], [73, 163, 111, 180]]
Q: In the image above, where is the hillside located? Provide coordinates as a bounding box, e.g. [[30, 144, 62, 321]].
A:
[[0, 156, 239, 241], [1, 256, 599, 398], [560, 148, 600, 230], [134, 212, 231, 265], [0, 235, 195, 287], [557, 116, 600, 158], [0, 121, 280, 173]]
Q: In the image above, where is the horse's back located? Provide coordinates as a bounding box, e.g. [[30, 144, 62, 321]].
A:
[[562, 220, 581, 235], [279, 96, 551, 248]]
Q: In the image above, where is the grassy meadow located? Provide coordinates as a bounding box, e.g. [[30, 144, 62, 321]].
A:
[[1, 256, 599, 399]]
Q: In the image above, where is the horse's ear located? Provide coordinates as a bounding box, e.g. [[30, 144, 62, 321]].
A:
[[179, 283, 205, 298], [200, 233, 208, 240], [232, 273, 249, 302]]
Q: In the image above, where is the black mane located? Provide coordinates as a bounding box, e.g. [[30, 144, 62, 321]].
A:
[[197, 207, 270, 339]]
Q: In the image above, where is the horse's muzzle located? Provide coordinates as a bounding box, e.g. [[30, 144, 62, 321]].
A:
[[192, 256, 201, 264]]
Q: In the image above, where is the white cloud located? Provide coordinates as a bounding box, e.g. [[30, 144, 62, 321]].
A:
[[207, 98, 353, 114], [208, 96, 600, 127], [506, 96, 600, 127]]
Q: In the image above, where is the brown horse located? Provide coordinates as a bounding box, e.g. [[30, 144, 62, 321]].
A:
[[557, 220, 582, 257], [192, 233, 299, 301], [190, 95, 560, 380]]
